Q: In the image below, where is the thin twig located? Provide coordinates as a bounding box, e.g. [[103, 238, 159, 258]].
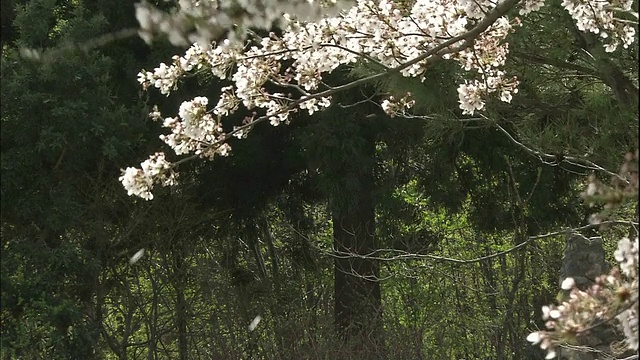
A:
[[323, 220, 638, 264]]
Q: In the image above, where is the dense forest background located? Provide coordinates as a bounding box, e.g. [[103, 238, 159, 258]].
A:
[[1, 0, 637, 359]]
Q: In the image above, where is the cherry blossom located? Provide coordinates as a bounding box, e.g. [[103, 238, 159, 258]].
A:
[[126, 0, 636, 206], [120, 153, 177, 200]]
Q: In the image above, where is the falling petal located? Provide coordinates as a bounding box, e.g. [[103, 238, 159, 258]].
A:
[[129, 248, 145, 265], [248, 315, 262, 331]]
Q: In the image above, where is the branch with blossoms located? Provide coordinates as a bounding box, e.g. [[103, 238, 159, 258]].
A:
[[123, 0, 637, 200], [527, 236, 639, 359], [122, 0, 524, 199]]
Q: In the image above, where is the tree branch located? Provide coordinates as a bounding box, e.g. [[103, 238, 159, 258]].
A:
[[322, 221, 637, 264], [511, 50, 600, 76]]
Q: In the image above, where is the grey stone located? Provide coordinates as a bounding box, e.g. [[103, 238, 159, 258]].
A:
[[559, 232, 605, 289]]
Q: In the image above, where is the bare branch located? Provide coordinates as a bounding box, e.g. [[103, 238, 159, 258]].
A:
[[493, 123, 629, 185], [323, 221, 638, 264]]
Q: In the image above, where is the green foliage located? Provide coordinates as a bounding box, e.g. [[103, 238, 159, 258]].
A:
[[1, 0, 150, 233], [1, 0, 160, 357], [1, 235, 101, 358]]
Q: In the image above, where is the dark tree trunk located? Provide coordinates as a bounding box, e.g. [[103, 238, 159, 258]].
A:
[[331, 132, 384, 359]]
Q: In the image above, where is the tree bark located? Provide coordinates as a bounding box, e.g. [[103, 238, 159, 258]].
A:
[[331, 131, 384, 359]]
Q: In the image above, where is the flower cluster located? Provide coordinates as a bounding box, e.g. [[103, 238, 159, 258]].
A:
[[381, 93, 416, 117], [561, 0, 636, 52], [451, 16, 521, 114], [119, 153, 177, 200], [519, 0, 546, 15], [137, 42, 238, 95], [162, 96, 231, 158], [528, 236, 639, 358]]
